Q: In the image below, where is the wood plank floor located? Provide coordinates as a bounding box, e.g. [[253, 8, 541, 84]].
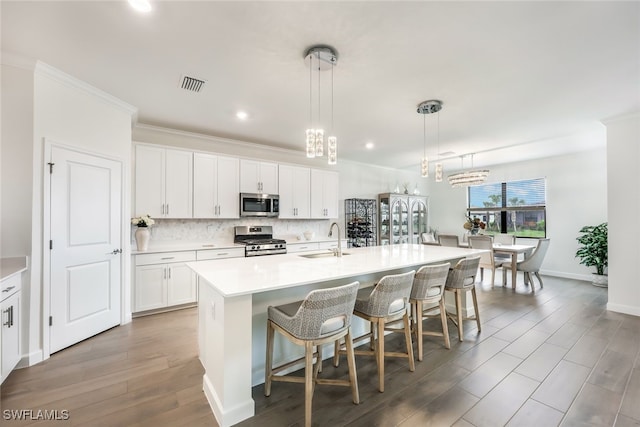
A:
[[2, 274, 639, 426]]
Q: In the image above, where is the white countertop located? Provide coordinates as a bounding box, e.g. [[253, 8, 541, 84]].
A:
[[186, 244, 486, 298], [0, 256, 28, 281]]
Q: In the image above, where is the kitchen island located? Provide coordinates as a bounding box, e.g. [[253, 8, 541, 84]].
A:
[[186, 243, 486, 427]]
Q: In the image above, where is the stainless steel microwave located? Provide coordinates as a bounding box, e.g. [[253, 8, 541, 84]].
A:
[[240, 193, 280, 217]]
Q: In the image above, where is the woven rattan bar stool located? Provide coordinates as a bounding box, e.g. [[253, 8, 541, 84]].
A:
[[335, 270, 416, 393], [264, 281, 360, 427], [410, 263, 451, 361], [445, 256, 482, 341]]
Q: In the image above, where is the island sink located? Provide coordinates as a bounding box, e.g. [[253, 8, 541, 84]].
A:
[[299, 252, 351, 259]]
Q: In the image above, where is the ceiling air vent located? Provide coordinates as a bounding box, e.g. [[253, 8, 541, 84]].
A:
[[179, 75, 206, 93]]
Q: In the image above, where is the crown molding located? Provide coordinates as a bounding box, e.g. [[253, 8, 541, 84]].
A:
[[34, 61, 138, 121]]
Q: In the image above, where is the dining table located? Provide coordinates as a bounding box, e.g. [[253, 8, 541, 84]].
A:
[[460, 241, 536, 289]]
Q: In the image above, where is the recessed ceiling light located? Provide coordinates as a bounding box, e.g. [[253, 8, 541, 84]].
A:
[[365, 142, 374, 149], [236, 111, 248, 120], [128, 0, 152, 13]]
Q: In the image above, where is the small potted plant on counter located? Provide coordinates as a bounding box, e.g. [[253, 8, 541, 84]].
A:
[[575, 222, 608, 287]]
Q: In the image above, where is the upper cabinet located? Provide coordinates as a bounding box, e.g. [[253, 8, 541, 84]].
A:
[[193, 153, 239, 219], [278, 165, 311, 219], [240, 160, 278, 194], [310, 169, 339, 219], [135, 145, 193, 218]]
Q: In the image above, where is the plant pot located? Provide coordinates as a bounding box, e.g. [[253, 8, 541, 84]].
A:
[[135, 227, 150, 251], [591, 273, 608, 288]]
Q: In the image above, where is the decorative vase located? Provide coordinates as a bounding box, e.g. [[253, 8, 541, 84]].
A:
[[470, 227, 480, 235], [591, 273, 608, 288], [135, 227, 150, 251]]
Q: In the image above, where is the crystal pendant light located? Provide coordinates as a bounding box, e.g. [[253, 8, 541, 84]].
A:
[[447, 154, 490, 187], [304, 46, 338, 164], [417, 100, 442, 178], [435, 107, 443, 182]]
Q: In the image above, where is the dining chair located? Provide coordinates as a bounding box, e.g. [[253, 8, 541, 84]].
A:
[[438, 234, 460, 247], [468, 235, 504, 286], [420, 232, 438, 245], [492, 233, 516, 260], [502, 238, 550, 294], [336, 270, 415, 392], [410, 263, 451, 361], [444, 256, 482, 341], [265, 281, 360, 427]]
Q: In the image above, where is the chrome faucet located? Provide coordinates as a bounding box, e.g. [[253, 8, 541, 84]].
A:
[[328, 222, 343, 257]]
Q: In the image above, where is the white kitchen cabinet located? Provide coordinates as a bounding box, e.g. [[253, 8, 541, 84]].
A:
[[193, 152, 239, 218], [134, 251, 197, 314], [135, 145, 193, 218], [197, 248, 245, 260], [1, 275, 20, 382], [310, 169, 339, 219], [278, 165, 310, 219], [240, 159, 278, 194]]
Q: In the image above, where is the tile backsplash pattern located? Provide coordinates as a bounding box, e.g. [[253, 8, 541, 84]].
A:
[[133, 218, 333, 244]]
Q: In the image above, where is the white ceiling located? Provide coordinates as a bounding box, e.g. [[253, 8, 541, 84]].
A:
[[2, 1, 638, 170]]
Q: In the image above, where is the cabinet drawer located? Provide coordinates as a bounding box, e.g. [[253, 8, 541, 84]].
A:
[[287, 243, 319, 253], [1, 275, 21, 300], [135, 251, 196, 266], [197, 248, 245, 260]]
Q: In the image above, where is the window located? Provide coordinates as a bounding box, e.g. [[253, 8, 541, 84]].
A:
[[467, 178, 546, 238]]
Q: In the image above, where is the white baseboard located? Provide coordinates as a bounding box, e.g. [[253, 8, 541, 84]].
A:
[[606, 303, 640, 317], [17, 349, 44, 369], [539, 269, 592, 282]]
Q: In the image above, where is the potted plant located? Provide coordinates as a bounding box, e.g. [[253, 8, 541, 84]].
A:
[[575, 222, 608, 287]]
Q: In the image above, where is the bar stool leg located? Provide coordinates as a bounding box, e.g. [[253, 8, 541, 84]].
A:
[[377, 317, 385, 392], [305, 341, 314, 427], [403, 311, 415, 372], [439, 298, 450, 349], [415, 301, 424, 361], [265, 320, 275, 396], [344, 330, 360, 404], [471, 287, 481, 332], [456, 290, 464, 341]]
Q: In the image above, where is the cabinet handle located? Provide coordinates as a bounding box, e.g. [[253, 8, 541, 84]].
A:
[[2, 286, 15, 293], [168, 267, 171, 279], [161, 204, 165, 215], [166, 204, 169, 215], [161, 257, 175, 260], [163, 268, 167, 279], [10, 305, 13, 327], [2, 306, 11, 328], [217, 253, 228, 256]]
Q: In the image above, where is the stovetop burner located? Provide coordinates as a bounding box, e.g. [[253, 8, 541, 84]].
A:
[[234, 225, 287, 257]]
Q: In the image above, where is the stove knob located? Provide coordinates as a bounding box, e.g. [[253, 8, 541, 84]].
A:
[[251, 245, 256, 250], [256, 245, 261, 250]]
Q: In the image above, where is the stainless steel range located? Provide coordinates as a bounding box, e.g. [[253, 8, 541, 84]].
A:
[[234, 225, 287, 257]]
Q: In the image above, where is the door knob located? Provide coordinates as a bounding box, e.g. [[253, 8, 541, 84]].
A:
[[108, 249, 122, 255]]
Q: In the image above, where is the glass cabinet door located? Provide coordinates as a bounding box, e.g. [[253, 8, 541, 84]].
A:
[[391, 198, 409, 244], [379, 196, 390, 245], [411, 199, 428, 244]]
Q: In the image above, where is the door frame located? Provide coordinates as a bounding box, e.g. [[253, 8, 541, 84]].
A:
[[42, 139, 129, 359]]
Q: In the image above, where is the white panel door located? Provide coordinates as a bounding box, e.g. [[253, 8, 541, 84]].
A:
[[164, 149, 192, 218], [50, 146, 122, 353], [216, 156, 239, 218], [135, 145, 164, 218]]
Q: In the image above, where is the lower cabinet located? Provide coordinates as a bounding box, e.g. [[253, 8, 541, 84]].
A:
[[287, 240, 347, 253], [134, 251, 197, 314], [1, 275, 21, 383]]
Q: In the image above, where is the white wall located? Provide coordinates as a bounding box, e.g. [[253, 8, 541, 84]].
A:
[[21, 62, 135, 363], [427, 139, 608, 281], [1, 61, 35, 364], [605, 113, 640, 316]]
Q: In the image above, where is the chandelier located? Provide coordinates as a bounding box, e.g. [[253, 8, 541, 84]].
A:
[[447, 154, 490, 187], [304, 46, 338, 165], [417, 100, 442, 178]]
